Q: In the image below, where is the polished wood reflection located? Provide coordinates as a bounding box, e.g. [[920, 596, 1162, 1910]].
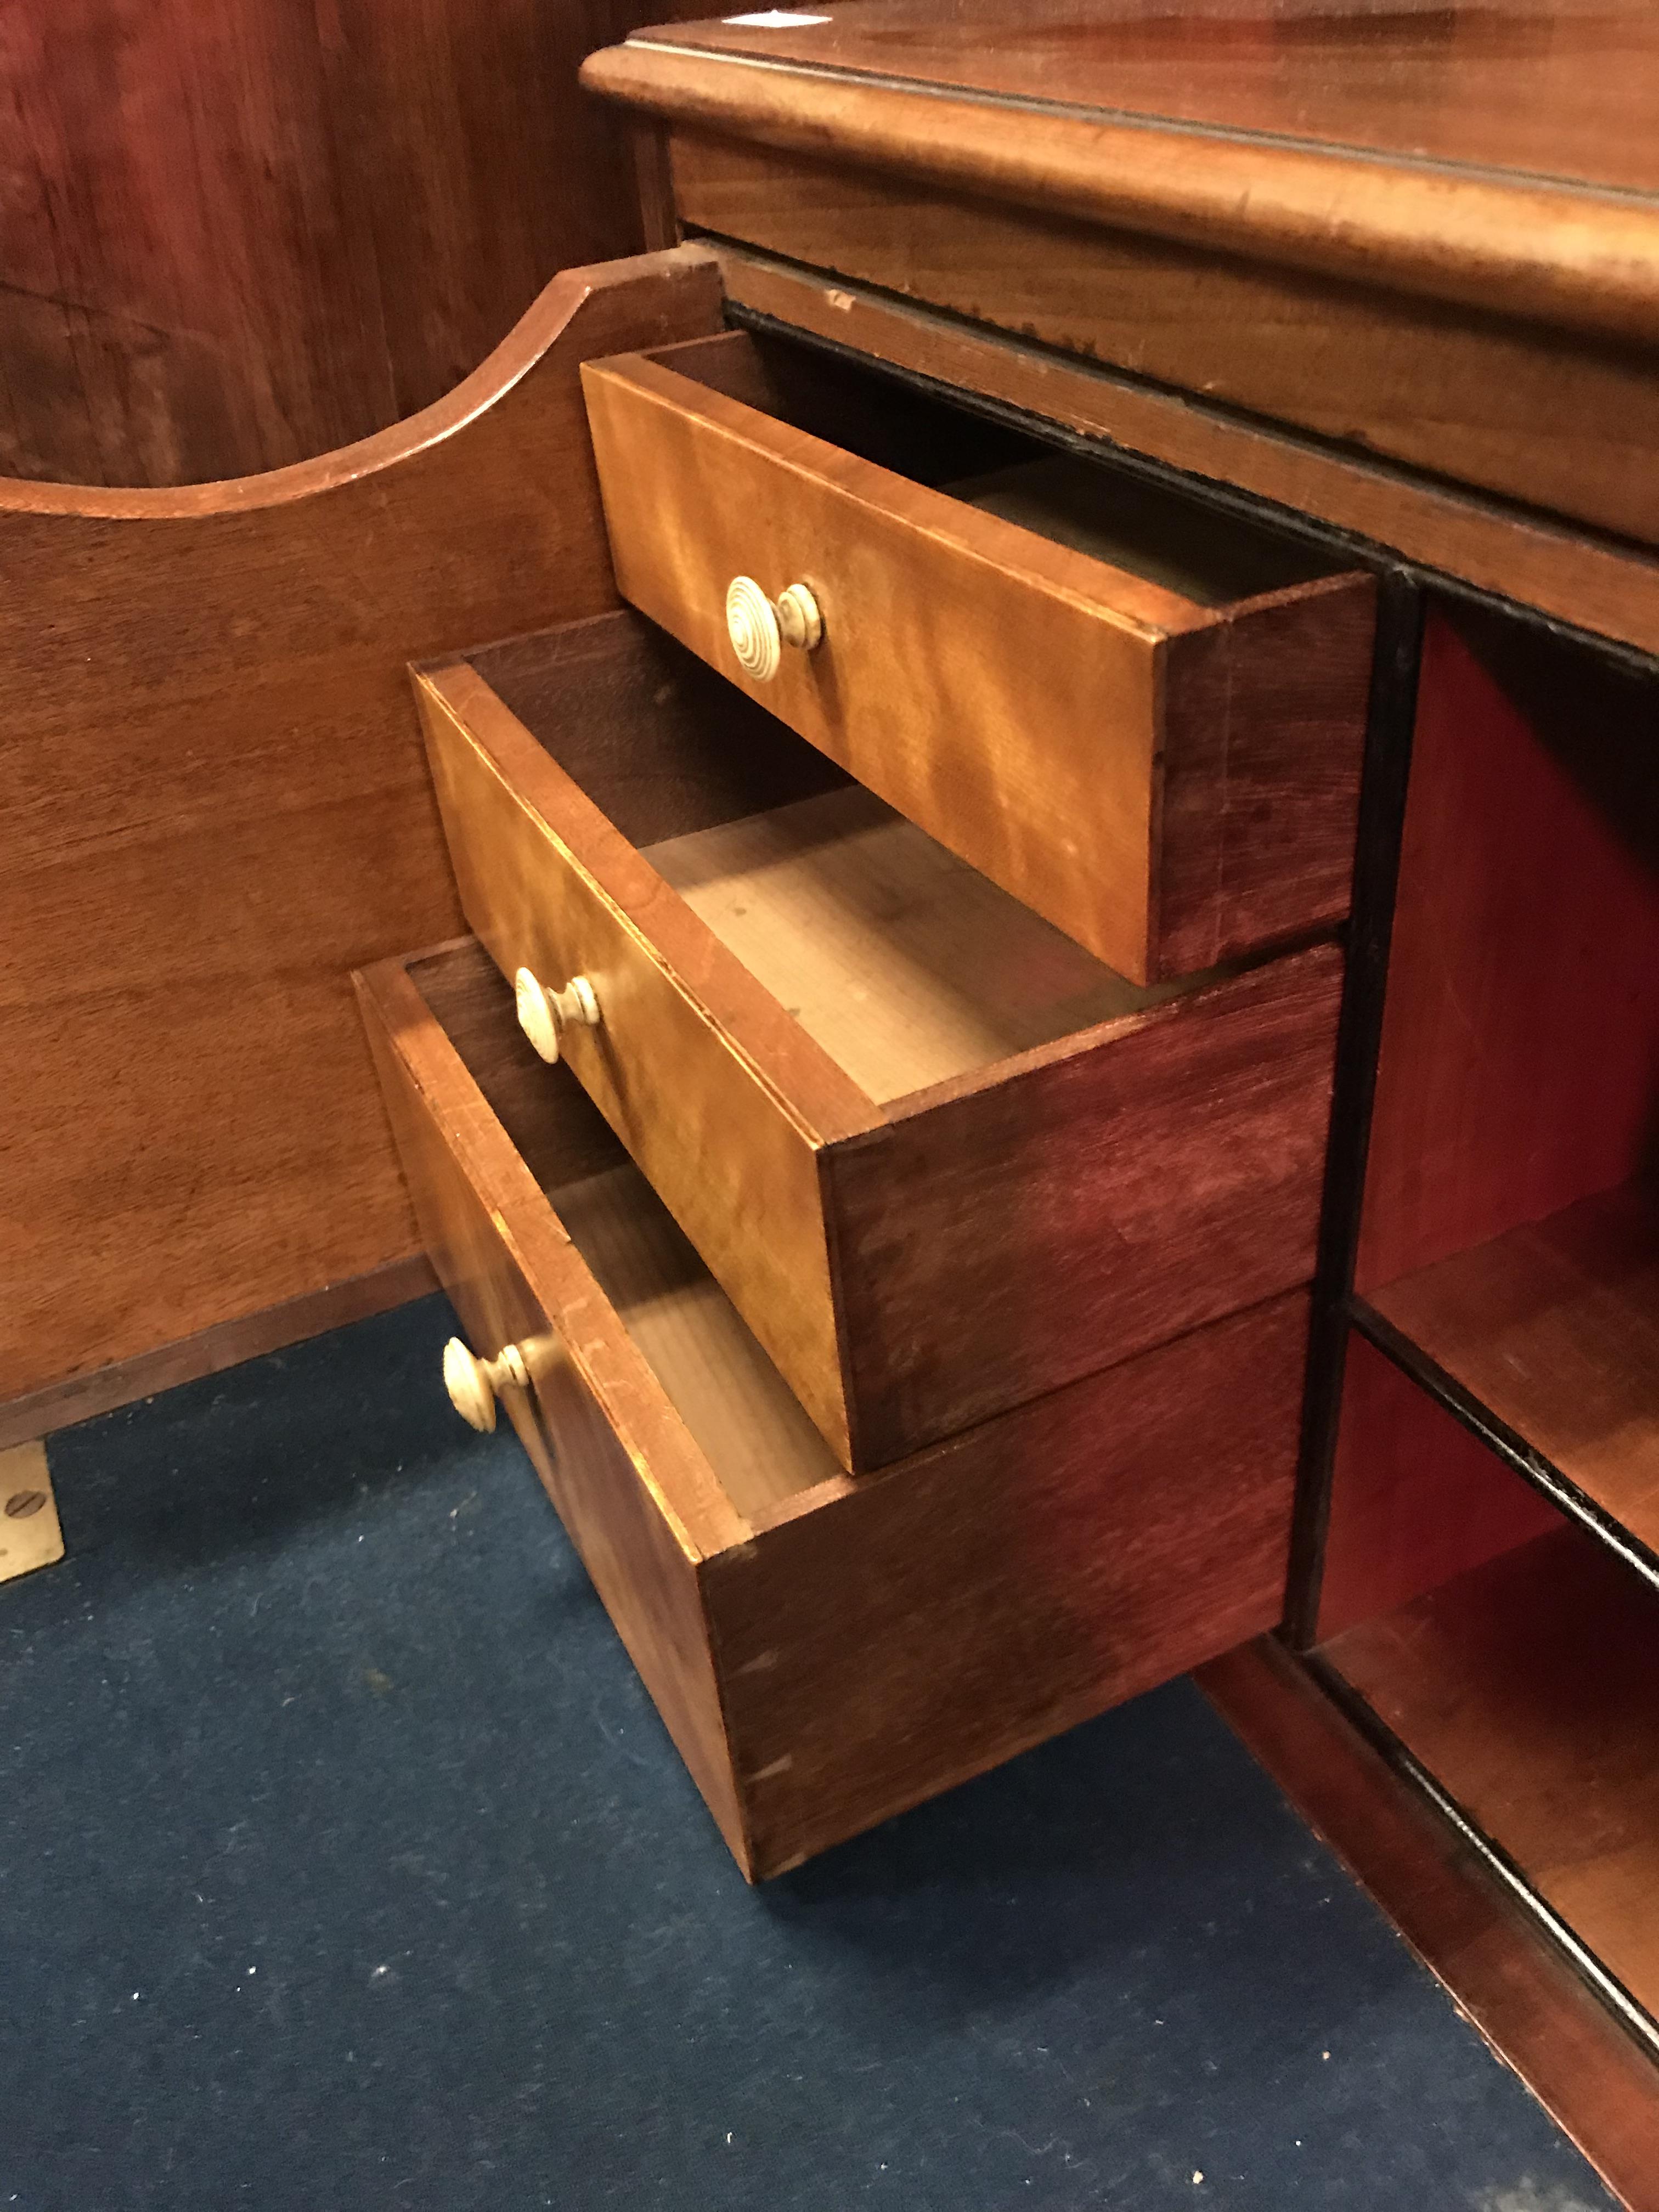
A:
[[640, 0, 1659, 194]]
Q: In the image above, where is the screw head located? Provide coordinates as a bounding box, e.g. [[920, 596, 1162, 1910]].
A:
[[4, 1490, 47, 1519]]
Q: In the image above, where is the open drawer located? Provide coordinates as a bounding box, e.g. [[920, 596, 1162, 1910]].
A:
[[356, 936, 1308, 1880], [414, 610, 1343, 1471], [580, 329, 1376, 984]]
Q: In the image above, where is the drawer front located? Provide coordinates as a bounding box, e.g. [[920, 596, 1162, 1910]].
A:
[[357, 939, 1306, 1880], [355, 945, 753, 1869], [584, 349, 1160, 978], [416, 668, 858, 1463], [582, 346, 1374, 983], [830, 940, 1344, 1467]]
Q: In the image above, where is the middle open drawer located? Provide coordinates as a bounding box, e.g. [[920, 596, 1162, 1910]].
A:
[[416, 608, 1344, 1472]]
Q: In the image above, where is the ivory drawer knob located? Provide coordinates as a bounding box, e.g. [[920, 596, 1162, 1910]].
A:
[[443, 1337, 531, 1433], [725, 575, 823, 681], [514, 967, 600, 1064]]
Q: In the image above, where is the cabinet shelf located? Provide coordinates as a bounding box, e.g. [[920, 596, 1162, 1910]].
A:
[[1319, 1520, 1659, 2041], [1363, 1180, 1659, 1575]]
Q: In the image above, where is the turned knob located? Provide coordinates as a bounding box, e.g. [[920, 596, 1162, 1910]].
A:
[[514, 967, 600, 1064], [443, 1337, 531, 1433], [725, 575, 823, 682]]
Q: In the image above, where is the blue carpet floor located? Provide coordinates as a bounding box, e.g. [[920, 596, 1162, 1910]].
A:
[[0, 1294, 1617, 2211]]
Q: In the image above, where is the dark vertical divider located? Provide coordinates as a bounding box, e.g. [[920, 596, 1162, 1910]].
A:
[[1283, 568, 1424, 1647]]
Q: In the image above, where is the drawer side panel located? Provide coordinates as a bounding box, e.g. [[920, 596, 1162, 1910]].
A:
[[1159, 578, 1374, 974], [707, 1291, 1309, 1878], [825, 941, 1343, 1465]]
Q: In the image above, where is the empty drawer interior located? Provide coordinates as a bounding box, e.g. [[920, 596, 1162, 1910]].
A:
[[470, 614, 1229, 1108], [607, 328, 1348, 611]]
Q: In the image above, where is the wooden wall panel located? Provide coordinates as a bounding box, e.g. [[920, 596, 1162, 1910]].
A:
[[0, 0, 709, 487], [0, 246, 725, 1423]]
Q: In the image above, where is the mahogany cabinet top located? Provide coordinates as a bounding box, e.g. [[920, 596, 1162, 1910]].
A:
[[612, 0, 1659, 195], [586, 3, 1659, 353]]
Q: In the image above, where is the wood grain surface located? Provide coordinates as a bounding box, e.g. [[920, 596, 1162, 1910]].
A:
[[646, 783, 1206, 1104], [551, 1163, 843, 1521], [467, 610, 849, 849], [1371, 1182, 1659, 1561], [421, 618, 1342, 1469], [583, 340, 1159, 981], [1156, 571, 1374, 977], [0, 1255, 436, 1457], [588, 19, 1659, 348], [1201, 1636, 1659, 2210], [1324, 1518, 1659, 2030], [826, 943, 1341, 1466], [707, 1289, 1308, 1878], [1356, 608, 1659, 1294], [360, 935, 1307, 1879], [0, 246, 724, 1420], [0, 0, 715, 486], [582, 334, 1372, 981], [656, 128, 1659, 549], [415, 650, 862, 1460], [715, 247, 1659, 663], [408, 938, 633, 1197], [625, 0, 1659, 202]]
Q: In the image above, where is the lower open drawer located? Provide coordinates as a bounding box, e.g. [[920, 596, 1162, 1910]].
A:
[[357, 937, 1307, 1879]]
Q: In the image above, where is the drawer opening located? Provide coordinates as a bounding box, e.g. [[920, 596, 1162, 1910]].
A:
[[1314, 1330, 1659, 2038], [465, 613, 1232, 1110], [623, 328, 1346, 611], [410, 940, 844, 1526], [540, 1158, 846, 1523], [642, 781, 1224, 1104], [419, 613, 1342, 1470]]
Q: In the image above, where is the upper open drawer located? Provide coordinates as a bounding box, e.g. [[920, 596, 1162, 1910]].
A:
[[580, 330, 1376, 984]]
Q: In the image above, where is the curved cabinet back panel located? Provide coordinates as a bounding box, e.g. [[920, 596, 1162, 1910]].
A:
[[0, 246, 724, 1436]]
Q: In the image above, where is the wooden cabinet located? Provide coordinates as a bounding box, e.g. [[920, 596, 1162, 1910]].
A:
[[582, 331, 1375, 983], [332, 35, 1659, 2163], [351, 263, 1357, 1873], [3, 0, 1654, 2175], [481, 5, 1659, 2161], [414, 608, 1343, 1470]]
